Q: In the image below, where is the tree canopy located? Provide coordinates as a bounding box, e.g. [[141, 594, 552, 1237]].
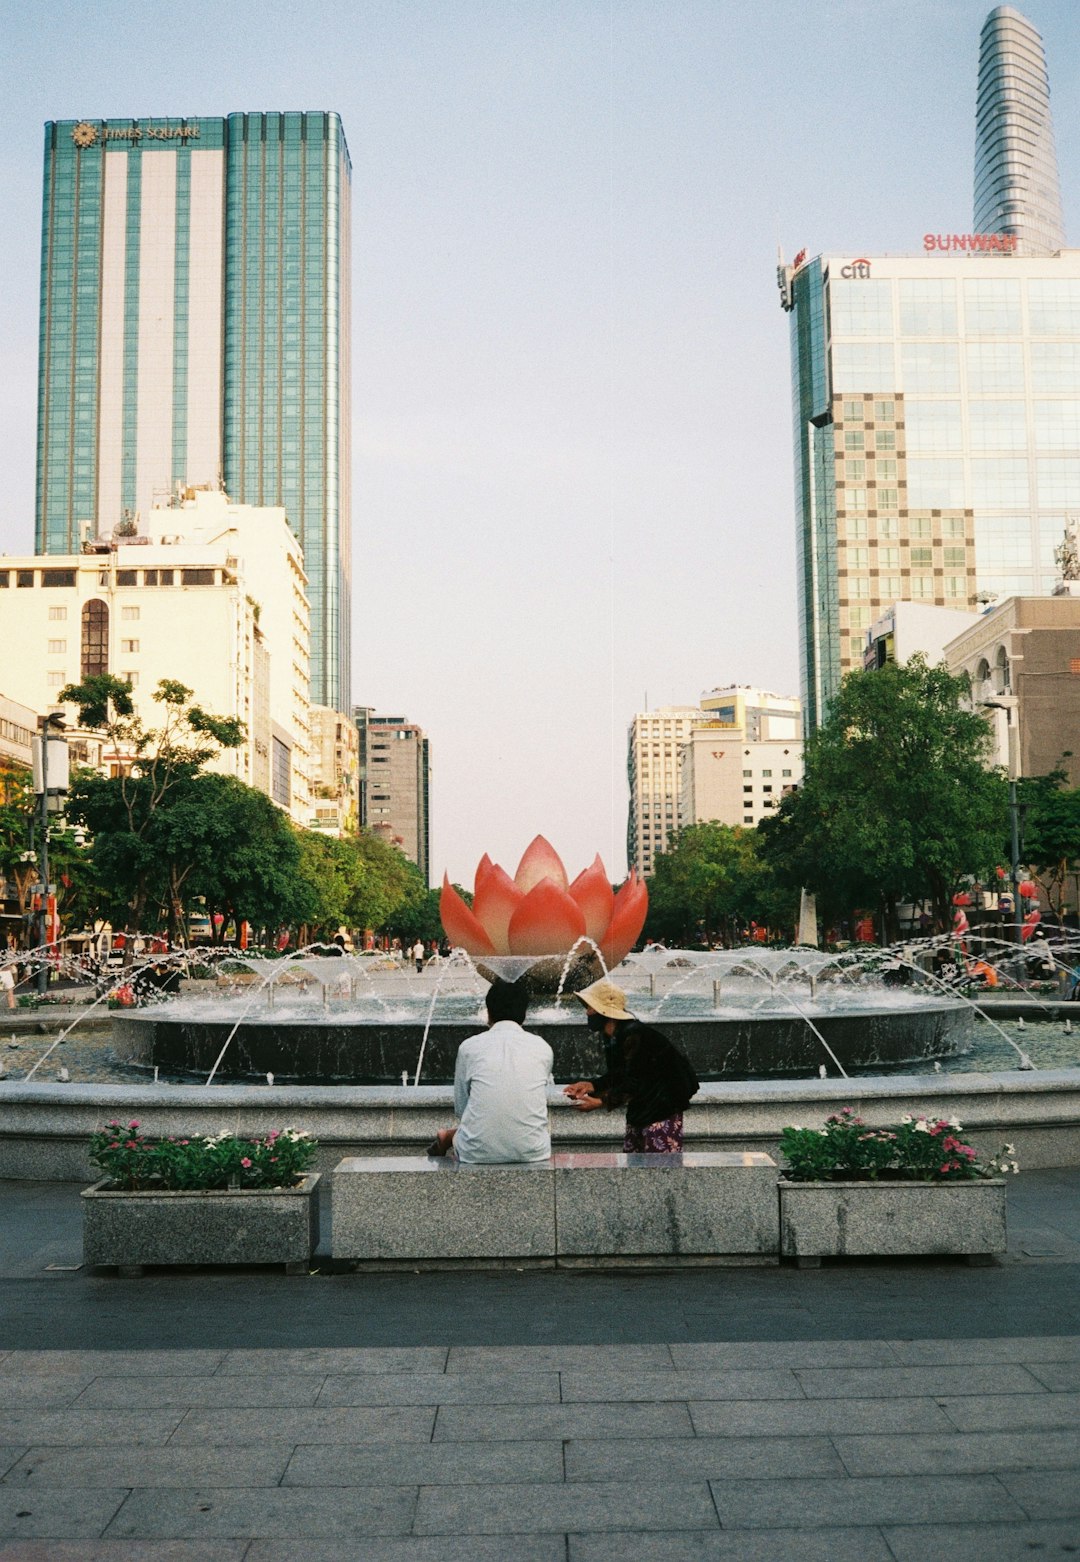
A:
[[757, 657, 1007, 937]]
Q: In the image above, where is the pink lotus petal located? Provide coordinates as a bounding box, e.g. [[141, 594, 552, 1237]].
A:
[[601, 874, 649, 969], [474, 853, 496, 901], [507, 880, 586, 956], [514, 835, 568, 895], [472, 863, 524, 956], [568, 855, 615, 947], [440, 875, 497, 957]]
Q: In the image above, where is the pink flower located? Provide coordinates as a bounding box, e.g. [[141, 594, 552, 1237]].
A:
[[240, 1157, 252, 1168], [439, 835, 648, 967], [125, 1141, 138, 1150], [128, 1120, 140, 1129]]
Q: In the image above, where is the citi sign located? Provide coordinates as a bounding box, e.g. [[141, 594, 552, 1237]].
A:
[[839, 258, 872, 279], [924, 232, 1019, 254]]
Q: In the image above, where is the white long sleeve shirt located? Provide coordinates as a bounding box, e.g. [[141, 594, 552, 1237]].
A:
[[452, 1020, 554, 1165]]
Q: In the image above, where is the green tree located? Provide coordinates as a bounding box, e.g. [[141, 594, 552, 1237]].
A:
[[61, 677, 245, 940], [162, 774, 316, 940], [1020, 772, 1080, 923], [758, 657, 1006, 938], [646, 822, 795, 946]]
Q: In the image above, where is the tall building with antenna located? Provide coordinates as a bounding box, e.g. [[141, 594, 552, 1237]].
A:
[[974, 6, 1065, 255], [779, 7, 1077, 730], [35, 112, 351, 711]]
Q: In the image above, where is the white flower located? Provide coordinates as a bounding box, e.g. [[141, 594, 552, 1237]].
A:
[[913, 1120, 930, 1134], [949, 1118, 963, 1131], [901, 1114, 913, 1124], [1004, 1143, 1016, 1155]]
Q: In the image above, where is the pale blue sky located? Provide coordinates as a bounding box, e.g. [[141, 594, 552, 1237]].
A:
[[3, 0, 1079, 887]]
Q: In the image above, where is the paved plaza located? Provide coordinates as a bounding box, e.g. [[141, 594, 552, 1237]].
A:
[[0, 1170, 1078, 1558]]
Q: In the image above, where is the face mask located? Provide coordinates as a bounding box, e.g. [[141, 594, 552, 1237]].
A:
[[586, 1011, 606, 1032]]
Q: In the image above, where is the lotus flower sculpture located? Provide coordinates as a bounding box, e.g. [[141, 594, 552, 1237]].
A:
[[440, 836, 648, 988]]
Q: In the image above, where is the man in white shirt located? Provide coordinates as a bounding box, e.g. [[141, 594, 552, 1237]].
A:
[[427, 978, 553, 1164]]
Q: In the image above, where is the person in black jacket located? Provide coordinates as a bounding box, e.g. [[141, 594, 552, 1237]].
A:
[[563, 978, 699, 1152]]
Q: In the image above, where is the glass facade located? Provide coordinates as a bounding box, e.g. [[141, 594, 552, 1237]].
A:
[[785, 252, 1080, 727], [36, 113, 351, 711]]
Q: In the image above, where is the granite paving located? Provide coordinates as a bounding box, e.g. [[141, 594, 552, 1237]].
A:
[[0, 1171, 1077, 1552]]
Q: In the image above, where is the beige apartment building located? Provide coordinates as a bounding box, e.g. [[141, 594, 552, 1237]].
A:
[[0, 488, 313, 823], [680, 688, 803, 830], [626, 706, 709, 876], [309, 706, 360, 837]]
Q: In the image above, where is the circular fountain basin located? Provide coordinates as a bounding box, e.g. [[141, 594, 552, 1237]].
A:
[[112, 992, 972, 1084]]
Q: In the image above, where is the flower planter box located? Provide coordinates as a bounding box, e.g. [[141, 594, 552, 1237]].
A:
[[81, 1173, 320, 1276], [778, 1177, 1006, 1267]]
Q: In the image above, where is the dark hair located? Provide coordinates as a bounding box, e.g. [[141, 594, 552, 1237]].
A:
[[485, 977, 528, 1026]]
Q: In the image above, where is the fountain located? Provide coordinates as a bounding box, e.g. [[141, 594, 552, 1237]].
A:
[[105, 838, 982, 1084]]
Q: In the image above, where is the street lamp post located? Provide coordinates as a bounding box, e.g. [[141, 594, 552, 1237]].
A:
[[982, 695, 1022, 944], [31, 715, 70, 994]]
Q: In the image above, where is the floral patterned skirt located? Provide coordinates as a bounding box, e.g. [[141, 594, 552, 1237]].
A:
[[623, 1113, 684, 1154]]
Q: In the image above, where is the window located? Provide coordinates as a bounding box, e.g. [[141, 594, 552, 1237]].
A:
[[121, 606, 140, 622], [899, 277, 957, 335], [116, 570, 137, 586], [121, 639, 139, 654], [911, 576, 934, 599], [743, 784, 753, 794], [901, 341, 960, 392], [742, 769, 752, 777], [846, 489, 867, 512], [80, 599, 108, 679], [848, 546, 869, 568], [969, 401, 1027, 451], [944, 547, 966, 567], [880, 575, 902, 598], [842, 399, 864, 420], [46, 671, 64, 688], [971, 458, 1029, 508], [963, 278, 1021, 334], [909, 516, 932, 538], [0, 572, 7, 587], [831, 278, 892, 335], [874, 400, 895, 421], [122, 672, 139, 688], [47, 639, 66, 654], [782, 769, 792, 777], [875, 430, 896, 450], [762, 770, 772, 777], [846, 459, 866, 481], [42, 569, 76, 588], [844, 431, 865, 450], [849, 576, 870, 597], [944, 576, 966, 598], [877, 516, 899, 539], [48, 605, 67, 621], [943, 517, 966, 538], [831, 342, 895, 391], [877, 488, 899, 509], [904, 400, 963, 453], [181, 569, 215, 586], [967, 341, 1025, 393], [16, 571, 34, 588], [272, 738, 291, 806], [875, 459, 897, 481], [910, 547, 933, 566], [907, 458, 963, 508], [847, 515, 867, 538]]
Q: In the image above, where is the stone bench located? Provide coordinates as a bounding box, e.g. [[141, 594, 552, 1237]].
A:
[[331, 1150, 779, 1269]]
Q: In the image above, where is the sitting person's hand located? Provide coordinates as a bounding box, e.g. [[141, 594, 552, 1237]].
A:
[[570, 1093, 603, 1111], [563, 1080, 594, 1099]]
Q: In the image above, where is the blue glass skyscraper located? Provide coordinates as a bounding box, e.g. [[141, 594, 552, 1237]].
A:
[[36, 112, 351, 711]]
